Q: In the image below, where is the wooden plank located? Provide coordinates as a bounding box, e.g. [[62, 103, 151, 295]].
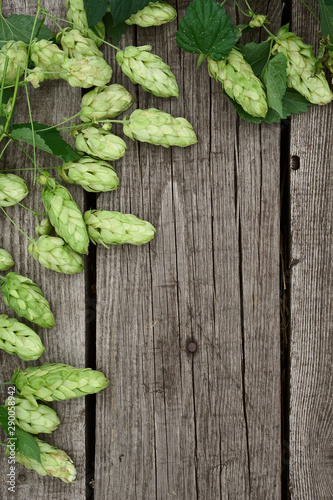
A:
[[0, 1, 87, 498], [95, 1, 281, 499], [290, 2, 333, 498]]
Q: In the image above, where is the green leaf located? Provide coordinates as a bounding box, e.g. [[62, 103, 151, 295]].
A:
[[0, 15, 53, 48], [261, 53, 287, 117], [176, 0, 237, 61], [84, 0, 109, 27], [318, 0, 333, 41], [103, 12, 127, 44], [0, 405, 10, 435], [108, 0, 158, 26], [15, 428, 41, 463], [237, 41, 271, 76], [11, 123, 81, 163]]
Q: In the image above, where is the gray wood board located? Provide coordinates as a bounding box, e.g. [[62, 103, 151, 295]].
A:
[[95, 1, 281, 499], [0, 1, 87, 498], [290, 2, 333, 499]]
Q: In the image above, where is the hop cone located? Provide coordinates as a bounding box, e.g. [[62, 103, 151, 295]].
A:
[[123, 108, 198, 148], [5, 396, 60, 434], [30, 40, 68, 79], [0, 41, 28, 84], [66, 0, 105, 47], [8, 437, 76, 483], [0, 249, 14, 271], [0, 314, 45, 361], [59, 157, 119, 193], [29, 236, 84, 275], [126, 1, 177, 27], [36, 218, 53, 236], [84, 210, 156, 246], [116, 45, 179, 98], [80, 84, 134, 122], [272, 29, 333, 105], [0, 273, 55, 328], [26, 67, 46, 89], [57, 28, 103, 59], [62, 56, 112, 88], [0, 173, 28, 207], [74, 127, 126, 161], [38, 172, 89, 255], [325, 50, 333, 73], [12, 362, 109, 406], [207, 49, 268, 118], [249, 14, 267, 28]]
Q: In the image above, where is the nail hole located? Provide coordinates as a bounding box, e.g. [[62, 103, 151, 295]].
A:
[[291, 156, 300, 170], [187, 342, 197, 353]]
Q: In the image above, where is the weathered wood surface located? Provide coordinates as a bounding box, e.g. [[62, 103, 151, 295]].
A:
[[95, 1, 281, 499], [289, 2, 333, 499], [0, 1, 87, 499]]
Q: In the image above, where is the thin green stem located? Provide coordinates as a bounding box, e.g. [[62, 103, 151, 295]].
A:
[[0, 382, 11, 386], [25, 84, 38, 183], [0, 442, 9, 447], [299, 0, 320, 24], [0, 207, 33, 242], [262, 24, 277, 39], [234, 0, 251, 17], [0, 138, 12, 161], [5, 135, 41, 172], [243, 0, 254, 15], [2, 165, 56, 172], [0, 56, 9, 113], [0, 67, 20, 141], [16, 202, 46, 216], [35, 112, 82, 132]]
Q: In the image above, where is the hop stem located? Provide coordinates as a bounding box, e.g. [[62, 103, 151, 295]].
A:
[[0, 207, 33, 242]]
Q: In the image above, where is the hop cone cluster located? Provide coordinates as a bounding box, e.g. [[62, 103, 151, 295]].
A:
[[36, 218, 53, 236], [62, 56, 112, 88], [84, 210, 156, 246], [30, 40, 68, 80], [0, 41, 28, 84], [5, 396, 60, 434], [0, 173, 28, 207], [74, 126, 127, 161], [116, 45, 179, 98], [207, 49, 268, 118], [57, 28, 103, 59], [12, 362, 109, 405], [249, 14, 267, 28], [272, 29, 333, 105], [0, 314, 45, 361], [123, 108, 198, 148], [0, 249, 14, 271], [9, 437, 76, 483], [29, 236, 84, 274], [38, 173, 89, 255], [126, 1, 177, 27], [80, 84, 134, 122], [59, 157, 119, 193], [66, 0, 105, 47], [1, 273, 55, 328]]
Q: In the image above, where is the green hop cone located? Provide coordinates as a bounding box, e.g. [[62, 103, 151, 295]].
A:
[[56, 28, 103, 59], [12, 362, 109, 406], [116, 45, 179, 98], [62, 56, 112, 88], [272, 29, 333, 105], [36, 218, 53, 237], [0, 273, 55, 328], [0, 314, 45, 361], [125, 1, 177, 27], [123, 108, 197, 148], [38, 172, 89, 255], [0, 173, 28, 207], [26, 67, 46, 89], [0, 41, 28, 84], [84, 210, 156, 246], [5, 396, 60, 434], [74, 126, 126, 161], [59, 157, 119, 193], [207, 49, 268, 118], [7, 437, 76, 482], [80, 84, 134, 122], [28, 236, 84, 275], [30, 40, 68, 80], [66, 0, 105, 47], [0, 249, 14, 271], [249, 14, 267, 28]]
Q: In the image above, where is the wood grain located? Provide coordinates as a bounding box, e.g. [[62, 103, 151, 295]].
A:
[[95, 1, 281, 499], [290, 2, 333, 498], [0, 1, 87, 498]]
